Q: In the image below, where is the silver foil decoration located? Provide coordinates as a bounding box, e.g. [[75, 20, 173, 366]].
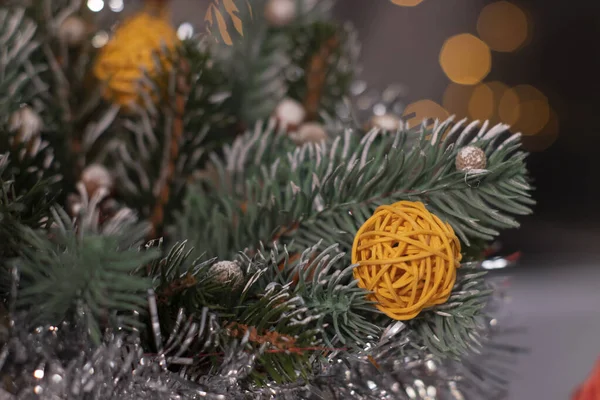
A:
[[0, 261, 522, 399]]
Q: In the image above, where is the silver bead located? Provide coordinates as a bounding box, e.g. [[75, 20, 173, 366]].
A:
[[455, 146, 487, 172], [209, 261, 244, 290]]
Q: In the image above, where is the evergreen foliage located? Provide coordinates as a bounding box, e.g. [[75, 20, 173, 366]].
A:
[[15, 207, 158, 344], [0, 0, 534, 398]]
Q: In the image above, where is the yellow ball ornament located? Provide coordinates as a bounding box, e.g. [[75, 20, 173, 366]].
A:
[[93, 9, 179, 108], [352, 201, 462, 320]]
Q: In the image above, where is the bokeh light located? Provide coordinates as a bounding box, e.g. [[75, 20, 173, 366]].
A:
[[390, 0, 424, 6], [177, 23, 195, 40], [499, 85, 550, 135], [468, 83, 495, 121], [403, 99, 449, 127], [91, 31, 109, 48], [87, 0, 104, 12], [443, 83, 474, 119], [477, 1, 529, 52], [108, 0, 124, 12], [481, 81, 511, 124], [439, 34, 492, 85], [520, 107, 559, 151]]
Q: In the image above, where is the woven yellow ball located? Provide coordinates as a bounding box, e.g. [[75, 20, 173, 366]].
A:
[[93, 10, 179, 108], [352, 201, 462, 320]]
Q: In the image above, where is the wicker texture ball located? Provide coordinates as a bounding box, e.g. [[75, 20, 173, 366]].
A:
[[352, 201, 462, 320], [93, 10, 179, 108]]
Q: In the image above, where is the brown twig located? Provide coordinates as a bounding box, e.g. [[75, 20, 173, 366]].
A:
[[303, 35, 340, 121], [148, 61, 190, 240], [157, 273, 197, 304], [226, 322, 298, 352]]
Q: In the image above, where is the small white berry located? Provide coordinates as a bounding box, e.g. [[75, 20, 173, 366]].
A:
[[81, 164, 114, 197], [290, 122, 328, 145], [274, 98, 306, 131], [264, 0, 296, 27], [58, 16, 87, 47], [209, 261, 244, 290]]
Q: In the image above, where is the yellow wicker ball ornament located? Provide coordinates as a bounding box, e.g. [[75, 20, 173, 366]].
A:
[[352, 201, 462, 320], [93, 5, 179, 108]]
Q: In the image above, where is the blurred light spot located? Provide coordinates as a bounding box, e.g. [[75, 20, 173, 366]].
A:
[[482, 257, 509, 270], [499, 85, 550, 135], [498, 88, 521, 125], [440, 34, 491, 85], [87, 0, 104, 12], [108, 0, 123, 12], [34, 369, 44, 379], [373, 103, 387, 116], [390, 0, 424, 6], [477, 1, 529, 52], [483, 81, 511, 124], [521, 107, 559, 151], [383, 84, 409, 101], [514, 100, 550, 135], [177, 23, 194, 40], [350, 80, 367, 96], [403, 99, 449, 128], [443, 83, 475, 119], [92, 31, 109, 48], [468, 83, 495, 121]]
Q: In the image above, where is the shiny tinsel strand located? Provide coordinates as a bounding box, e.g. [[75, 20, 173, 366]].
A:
[[0, 258, 522, 399]]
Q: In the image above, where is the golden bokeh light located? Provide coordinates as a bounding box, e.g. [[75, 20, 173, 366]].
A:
[[443, 83, 474, 119], [513, 100, 551, 135], [498, 84, 550, 135], [468, 84, 495, 121], [390, 0, 424, 6], [403, 99, 449, 127], [520, 107, 559, 152], [482, 81, 510, 124], [439, 34, 492, 85], [498, 88, 521, 125], [477, 1, 529, 52]]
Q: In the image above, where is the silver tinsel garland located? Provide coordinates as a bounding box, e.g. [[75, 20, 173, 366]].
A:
[[0, 263, 522, 400]]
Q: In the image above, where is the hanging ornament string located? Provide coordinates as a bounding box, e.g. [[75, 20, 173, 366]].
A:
[[352, 201, 462, 321]]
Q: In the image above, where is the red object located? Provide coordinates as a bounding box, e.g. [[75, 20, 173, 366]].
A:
[[572, 358, 600, 400], [505, 251, 522, 263]]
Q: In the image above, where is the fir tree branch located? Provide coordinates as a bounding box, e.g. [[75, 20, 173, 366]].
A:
[[14, 206, 159, 344], [179, 118, 533, 263], [286, 21, 360, 121], [241, 242, 379, 349]]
